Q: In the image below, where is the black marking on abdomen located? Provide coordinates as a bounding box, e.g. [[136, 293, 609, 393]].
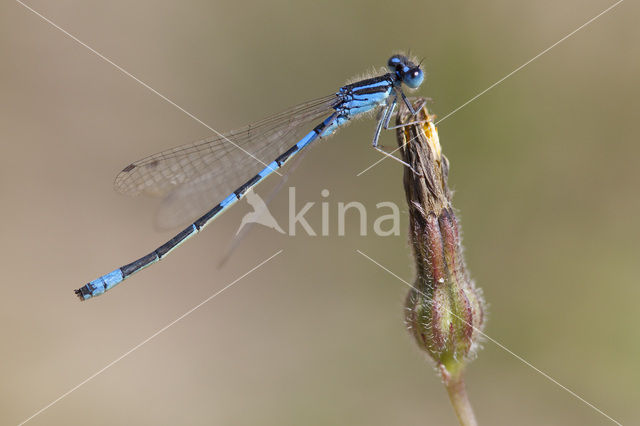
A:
[[121, 252, 159, 278], [194, 204, 224, 230], [235, 174, 262, 198], [155, 226, 196, 258], [122, 164, 136, 173], [75, 286, 92, 300], [276, 145, 300, 166], [313, 122, 327, 134]]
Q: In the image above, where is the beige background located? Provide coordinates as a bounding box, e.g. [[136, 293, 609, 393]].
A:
[[1, 0, 638, 425]]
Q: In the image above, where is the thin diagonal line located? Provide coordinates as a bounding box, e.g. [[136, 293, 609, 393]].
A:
[[356, 250, 622, 426], [356, 0, 624, 177], [435, 0, 623, 125], [18, 249, 283, 426], [15, 0, 281, 176]]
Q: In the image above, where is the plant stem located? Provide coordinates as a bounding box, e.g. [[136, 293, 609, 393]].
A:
[[442, 367, 478, 426], [397, 100, 484, 425]]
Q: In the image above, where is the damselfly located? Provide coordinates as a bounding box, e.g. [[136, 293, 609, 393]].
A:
[[75, 54, 425, 300]]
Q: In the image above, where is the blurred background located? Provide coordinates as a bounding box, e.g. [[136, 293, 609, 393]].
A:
[[1, 0, 638, 424]]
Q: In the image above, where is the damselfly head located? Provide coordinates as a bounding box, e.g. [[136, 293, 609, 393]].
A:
[[387, 54, 424, 89]]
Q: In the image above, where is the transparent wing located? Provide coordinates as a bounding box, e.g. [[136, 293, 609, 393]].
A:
[[115, 95, 336, 197], [114, 95, 336, 228]]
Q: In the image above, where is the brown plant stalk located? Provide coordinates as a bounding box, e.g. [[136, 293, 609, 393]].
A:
[[397, 99, 485, 426]]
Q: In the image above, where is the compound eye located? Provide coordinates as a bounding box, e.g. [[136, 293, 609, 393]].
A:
[[387, 55, 404, 71], [403, 68, 424, 89]]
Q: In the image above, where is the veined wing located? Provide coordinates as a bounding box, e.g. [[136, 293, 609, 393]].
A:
[[114, 95, 336, 199], [114, 95, 337, 228]]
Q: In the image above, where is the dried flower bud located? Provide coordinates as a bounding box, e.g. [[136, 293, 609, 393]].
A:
[[397, 100, 485, 375]]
